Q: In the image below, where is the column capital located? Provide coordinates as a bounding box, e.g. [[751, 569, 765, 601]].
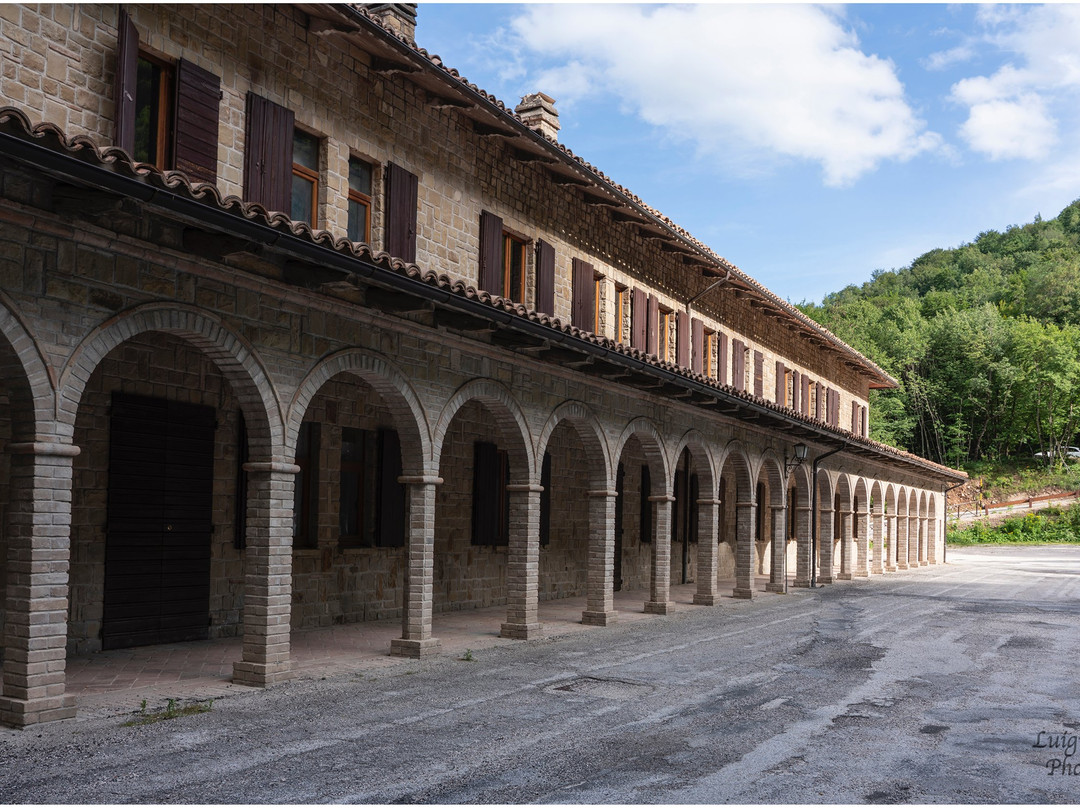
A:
[[243, 461, 301, 474], [506, 483, 543, 493], [398, 475, 443, 486], [8, 441, 80, 457], [696, 498, 722, 506], [586, 489, 618, 499], [648, 494, 676, 503]]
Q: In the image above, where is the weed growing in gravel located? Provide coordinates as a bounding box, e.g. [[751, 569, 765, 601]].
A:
[[123, 698, 214, 726], [460, 649, 475, 662]]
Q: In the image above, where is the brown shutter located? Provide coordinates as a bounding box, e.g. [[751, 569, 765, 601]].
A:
[[572, 258, 595, 330], [802, 376, 811, 416], [173, 59, 221, 184], [646, 294, 659, 356], [691, 318, 704, 374], [775, 361, 786, 404], [861, 404, 868, 437], [676, 311, 689, 367], [472, 441, 500, 546], [753, 350, 764, 398], [631, 288, 647, 351], [376, 429, 405, 547], [732, 339, 745, 391], [792, 370, 801, 412], [830, 389, 839, 426], [719, 333, 729, 386], [851, 401, 858, 434], [114, 9, 139, 153], [535, 240, 555, 316], [815, 381, 823, 419], [478, 210, 503, 294], [243, 92, 293, 212], [385, 162, 418, 262]]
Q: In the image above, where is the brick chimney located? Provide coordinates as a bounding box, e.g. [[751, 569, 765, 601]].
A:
[[515, 92, 560, 142], [366, 3, 417, 42]]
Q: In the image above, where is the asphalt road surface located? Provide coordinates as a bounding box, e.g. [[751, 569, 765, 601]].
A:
[[3, 546, 1079, 803]]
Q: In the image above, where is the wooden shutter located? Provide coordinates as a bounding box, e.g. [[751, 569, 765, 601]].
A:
[[535, 240, 555, 316], [114, 10, 139, 153], [691, 318, 704, 374], [815, 381, 823, 419], [639, 464, 652, 544], [802, 376, 811, 416], [792, 370, 801, 412], [861, 404, 868, 437], [472, 441, 500, 546], [478, 210, 503, 294], [775, 361, 786, 404], [732, 339, 745, 391], [572, 258, 595, 330], [631, 288, 647, 351], [676, 312, 690, 367], [539, 451, 551, 547], [646, 294, 659, 356], [377, 429, 405, 547], [753, 351, 764, 398], [719, 333, 729, 386], [173, 59, 221, 184], [243, 92, 293, 212], [385, 162, 418, 262], [851, 402, 858, 434]]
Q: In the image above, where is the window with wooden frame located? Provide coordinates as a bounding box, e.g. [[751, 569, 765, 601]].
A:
[[594, 274, 603, 334], [785, 369, 795, 408], [291, 128, 320, 227], [347, 156, 373, 243], [472, 441, 510, 546], [292, 421, 320, 549], [615, 285, 628, 343], [115, 10, 220, 183], [659, 307, 673, 362], [338, 427, 405, 549], [704, 330, 717, 378], [502, 232, 527, 303], [571, 258, 598, 332]]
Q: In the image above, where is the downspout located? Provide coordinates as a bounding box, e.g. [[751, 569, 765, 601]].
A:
[[685, 270, 732, 310], [810, 444, 846, 588], [942, 480, 966, 565]]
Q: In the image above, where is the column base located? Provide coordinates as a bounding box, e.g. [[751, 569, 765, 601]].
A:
[[692, 593, 721, 606], [819, 575, 834, 585], [836, 572, 853, 581], [581, 609, 618, 626], [390, 637, 441, 658], [854, 570, 870, 578], [0, 694, 76, 728], [886, 565, 898, 572], [732, 587, 755, 600], [644, 600, 674, 615], [920, 561, 929, 567], [896, 563, 910, 570], [232, 660, 294, 687], [500, 622, 542, 640], [792, 579, 811, 588], [765, 583, 786, 594]]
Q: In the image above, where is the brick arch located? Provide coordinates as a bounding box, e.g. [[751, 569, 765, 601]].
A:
[[57, 303, 284, 462], [908, 488, 919, 514], [717, 440, 754, 501], [754, 449, 787, 506], [853, 476, 870, 513], [433, 378, 534, 484], [612, 418, 670, 494], [833, 471, 854, 511], [0, 293, 56, 441], [815, 467, 835, 509], [536, 400, 611, 491], [671, 429, 717, 494], [896, 486, 909, 516], [288, 349, 432, 478], [927, 492, 938, 519], [870, 479, 885, 514], [919, 489, 928, 518]]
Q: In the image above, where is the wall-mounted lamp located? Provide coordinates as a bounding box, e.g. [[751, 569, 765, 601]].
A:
[[784, 443, 809, 477]]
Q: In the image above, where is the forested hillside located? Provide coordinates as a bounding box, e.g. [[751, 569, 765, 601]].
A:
[[799, 199, 1080, 469]]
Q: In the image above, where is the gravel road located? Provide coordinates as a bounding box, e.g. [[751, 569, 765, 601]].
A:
[[2, 545, 1078, 803]]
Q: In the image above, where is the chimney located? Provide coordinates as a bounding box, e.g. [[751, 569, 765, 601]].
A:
[[366, 3, 417, 43], [515, 92, 560, 142]]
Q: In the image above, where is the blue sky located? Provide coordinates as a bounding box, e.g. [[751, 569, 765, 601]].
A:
[[415, 3, 1080, 303]]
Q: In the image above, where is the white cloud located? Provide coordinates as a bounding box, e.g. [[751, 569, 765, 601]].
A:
[[950, 5, 1080, 161], [502, 4, 938, 187], [924, 44, 975, 72]]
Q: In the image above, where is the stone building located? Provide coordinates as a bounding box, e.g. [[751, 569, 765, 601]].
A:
[[0, 3, 964, 727]]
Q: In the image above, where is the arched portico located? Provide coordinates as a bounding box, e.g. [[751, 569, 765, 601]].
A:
[[671, 431, 719, 607], [717, 443, 755, 599], [833, 473, 854, 580], [757, 450, 788, 594]]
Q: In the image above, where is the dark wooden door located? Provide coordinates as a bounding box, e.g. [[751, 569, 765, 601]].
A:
[[103, 394, 215, 650]]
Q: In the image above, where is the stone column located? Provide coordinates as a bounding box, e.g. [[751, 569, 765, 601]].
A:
[[733, 498, 757, 599], [766, 505, 787, 593], [920, 517, 929, 565], [500, 483, 542, 640], [818, 507, 834, 585], [0, 441, 79, 727], [233, 463, 297, 687], [693, 497, 720, 606], [582, 489, 618, 626], [896, 514, 910, 570], [871, 507, 885, 575], [645, 494, 675, 614], [854, 507, 870, 577], [885, 514, 898, 571], [928, 513, 940, 565], [391, 477, 442, 656], [836, 509, 853, 580], [793, 505, 812, 587]]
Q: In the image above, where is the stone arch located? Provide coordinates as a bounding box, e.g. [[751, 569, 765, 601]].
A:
[[754, 449, 787, 506], [754, 448, 789, 590], [57, 303, 283, 460], [716, 439, 754, 501], [536, 400, 611, 491], [433, 378, 534, 484], [612, 417, 670, 492], [288, 349, 432, 478], [884, 483, 899, 571], [0, 293, 57, 440], [671, 429, 717, 494]]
